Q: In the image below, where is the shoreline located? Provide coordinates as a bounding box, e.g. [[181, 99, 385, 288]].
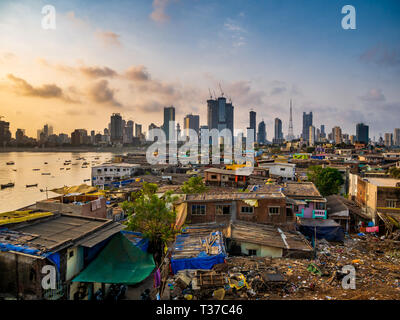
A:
[[0, 147, 148, 153]]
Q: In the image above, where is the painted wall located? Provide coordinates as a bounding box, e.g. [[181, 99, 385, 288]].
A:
[[66, 247, 84, 282], [239, 242, 283, 258]]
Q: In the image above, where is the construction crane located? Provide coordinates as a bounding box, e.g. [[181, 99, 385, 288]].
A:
[[208, 88, 213, 99], [0, 115, 4, 121], [219, 83, 224, 97]]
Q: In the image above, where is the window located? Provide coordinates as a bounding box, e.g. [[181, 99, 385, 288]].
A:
[[315, 202, 326, 210], [241, 206, 253, 214], [69, 250, 74, 259], [192, 204, 206, 215], [216, 205, 231, 215], [386, 199, 397, 208], [280, 168, 285, 171], [104, 168, 107, 172], [248, 249, 257, 256], [211, 175, 217, 179], [269, 207, 280, 215]]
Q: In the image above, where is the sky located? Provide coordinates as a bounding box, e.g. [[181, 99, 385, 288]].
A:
[[0, 0, 399, 140]]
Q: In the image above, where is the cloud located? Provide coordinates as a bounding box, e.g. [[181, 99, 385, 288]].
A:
[[6, 74, 78, 103], [125, 65, 150, 81], [150, 0, 171, 23], [360, 88, 386, 102], [87, 80, 122, 107], [223, 18, 246, 48], [96, 31, 122, 47], [80, 66, 118, 79], [360, 44, 400, 67]]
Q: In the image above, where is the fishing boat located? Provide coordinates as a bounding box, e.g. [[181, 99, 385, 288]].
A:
[[1, 182, 14, 189], [44, 162, 48, 164], [6, 161, 14, 165], [12, 169, 17, 172], [66, 168, 71, 170], [81, 166, 88, 168], [41, 173, 51, 175], [33, 168, 40, 171], [82, 162, 89, 165], [26, 183, 38, 188], [60, 168, 64, 170], [83, 179, 90, 182]]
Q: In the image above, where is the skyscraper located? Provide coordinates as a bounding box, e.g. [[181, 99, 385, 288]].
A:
[[309, 126, 315, 146], [163, 106, 175, 141], [257, 120, 266, 144], [184, 114, 200, 137], [332, 126, 342, 144], [393, 128, 400, 146], [110, 113, 123, 143], [273, 118, 283, 144], [0, 119, 11, 145], [384, 133, 393, 147], [125, 120, 134, 143], [356, 123, 369, 144], [206, 96, 234, 140], [320, 125, 326, 139], [249, 111, 256, 142], [302, 112, 313, 142]]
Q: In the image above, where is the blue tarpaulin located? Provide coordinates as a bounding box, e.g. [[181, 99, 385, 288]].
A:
[[298, 219, 345, 242], [121, 231, 149, 252], [170, 230, 226, 274]]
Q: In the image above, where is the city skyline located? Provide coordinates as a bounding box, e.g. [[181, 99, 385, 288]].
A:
[[1, 0, 400, 139]]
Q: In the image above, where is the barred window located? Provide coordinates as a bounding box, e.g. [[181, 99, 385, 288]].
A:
[[241, 206, 254, 214], [216, 205, 231, 215], [192, 205, 206, 215], [269, 207, 280, 215]]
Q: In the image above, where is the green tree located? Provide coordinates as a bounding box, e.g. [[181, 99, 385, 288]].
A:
[[389, 167, 400, 179], [307, 166, 344, 196], [181, 176, 208, 194], [119, 200, 134, 215], [125, 182, 178, 264]]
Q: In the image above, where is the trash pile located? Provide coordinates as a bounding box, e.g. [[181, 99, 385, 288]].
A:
[[164, 233, 400, 300]]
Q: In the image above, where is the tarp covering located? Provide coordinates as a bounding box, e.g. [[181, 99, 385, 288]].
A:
[[51, 184, 97, 195], [298, 220, 344, 242], [243, 199, 258, 207], [174, 202, 188, 230], [72, 233, 155, 285], [171, 252, 226, 274], [121, 231, 149, 252]]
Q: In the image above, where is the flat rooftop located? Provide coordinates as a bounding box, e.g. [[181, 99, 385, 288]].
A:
[[92, 163, 141, 168], [365, 178, 400, 187]]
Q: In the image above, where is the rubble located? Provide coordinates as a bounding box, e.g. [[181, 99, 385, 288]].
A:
[[165, 233, 400, 300]]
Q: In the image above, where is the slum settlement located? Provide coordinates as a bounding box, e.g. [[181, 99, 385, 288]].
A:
[[1, 149, 400, 300]]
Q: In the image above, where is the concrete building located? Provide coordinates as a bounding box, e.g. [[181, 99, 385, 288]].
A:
[[302, 112, 313, 141], [91, 163, 140, 186], [394, 128, 400, 147], [385, 133, 393, 148], [162, 106, 175, 141], [259, 162, 296, 181], [356, 123, 369, 144], [309, 125, 315, 146], [249, 111, 256, 142], [183, 114, 200, 137], [110, 113, 123, 144], [332, 126, 342, 144], [273, 118, 284, 144]]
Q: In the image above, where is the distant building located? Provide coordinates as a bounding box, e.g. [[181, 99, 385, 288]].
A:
[[332, 126, 342, 144], [273, 118, 283, 144], [384, 133, 393, 147], [110, 113, 123, 143], [184, 114, 200, 137], [257, 121, 266, 144], [302, 112, 313, 141], [394, 128, 400, 146], [162, 106, 175, 141], [91, 163, 140, 186], [356, 123, 369, 144], [125, 120, 134, 143], [207, 96, 234, 140], [71, 129, 88, 146], [135, 123, 142, 138], [309, 125, 315, 146], [249, 111, 256, 142]]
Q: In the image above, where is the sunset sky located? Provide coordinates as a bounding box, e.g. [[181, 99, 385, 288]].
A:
[[0, 0, 400, 140]]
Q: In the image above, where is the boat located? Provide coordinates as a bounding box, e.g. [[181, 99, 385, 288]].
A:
[[84, 179, 90, 182], [94, 157, 100, 160], [44, 162, 48, 164], [81, 166, 88, 168], [26, 184, 38, 188], [33, 168, 40, 171], [82, 162, 89, 165], [12, 169, 17, 172], [41, 173, 51, 175], [1, 182, 14, 189], [60, 168, 64, 170], [6, 161, 14, 165], [66, 168, 71, 170]]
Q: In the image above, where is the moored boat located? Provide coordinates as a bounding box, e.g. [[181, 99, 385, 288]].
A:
[[26, 183, 38, 188], [6, 161, 14, 165], [1, 182, 14, 189]]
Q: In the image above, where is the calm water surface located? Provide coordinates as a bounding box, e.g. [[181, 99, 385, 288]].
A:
[[0, 152, 114, 212]]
